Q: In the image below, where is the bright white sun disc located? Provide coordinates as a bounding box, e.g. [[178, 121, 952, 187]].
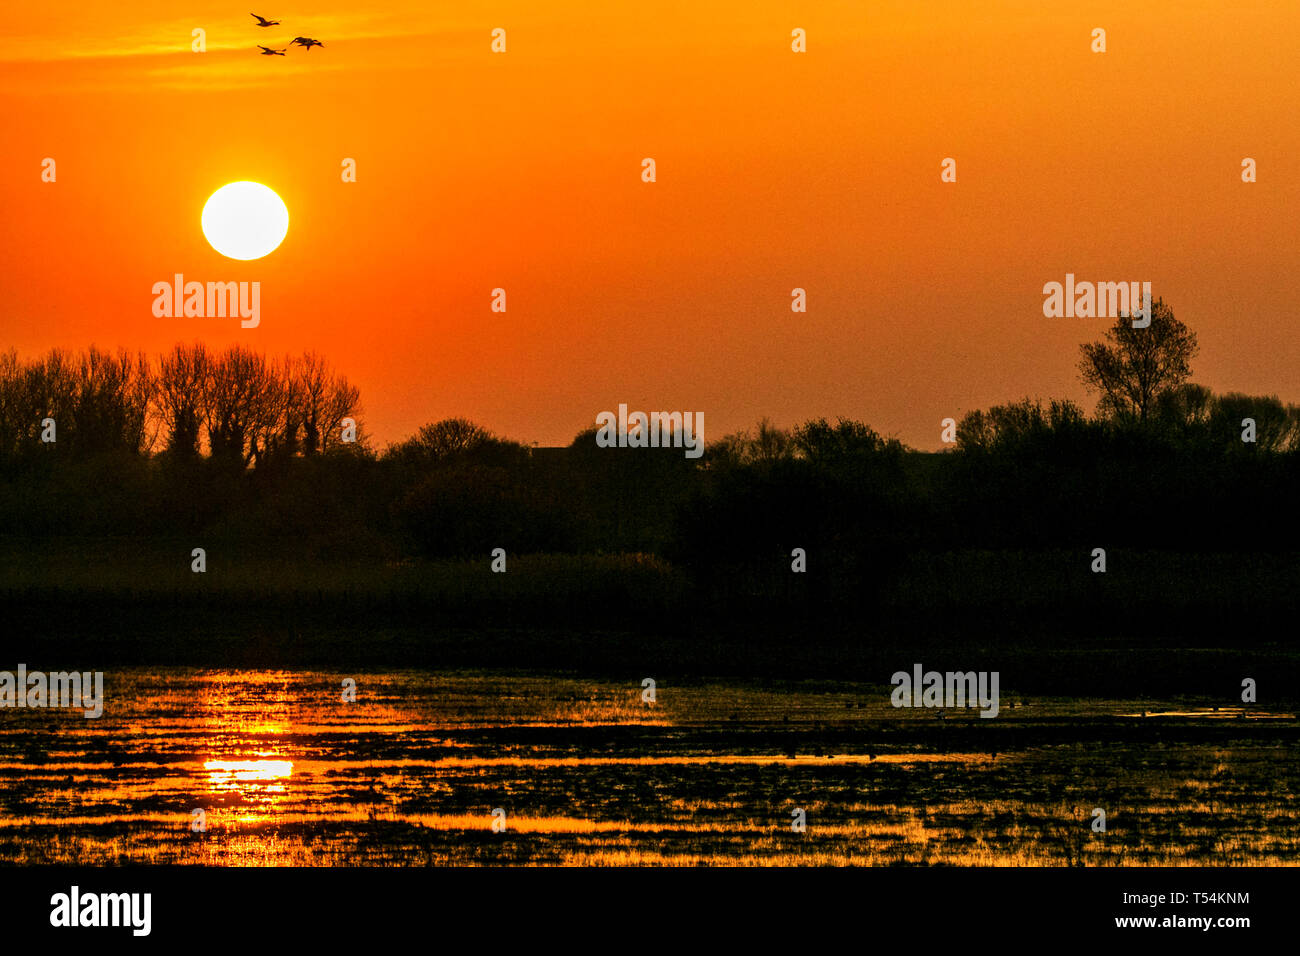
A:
[[201, 181, 289, 260]]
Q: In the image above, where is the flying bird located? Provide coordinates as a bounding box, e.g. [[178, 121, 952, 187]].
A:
[[250, 13, 280, 26], [291, 36, 324, 50], [258, 45, 287, 55]]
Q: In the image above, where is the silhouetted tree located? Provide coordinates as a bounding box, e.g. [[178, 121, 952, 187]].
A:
[[384, 418, 512, 468], [206, 346, 278, 466], [1212, 392, 1299, 453], [0, 347, 152, 461], [1151, 382, 1215, 439], [285, 351, 362, 455], [956, 398, 1089, 455], [1078, 298, 1198, 423], [707, 418, 793, 470], [792, 417, 906, 484], [157, 343, 210, 459], [70, 348, 154, 456]]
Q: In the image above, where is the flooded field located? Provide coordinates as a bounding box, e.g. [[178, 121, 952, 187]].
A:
[[0, 670, 1296, 866]]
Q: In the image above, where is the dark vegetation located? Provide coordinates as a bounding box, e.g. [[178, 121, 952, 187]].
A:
[[3, 304, 1298, 682]]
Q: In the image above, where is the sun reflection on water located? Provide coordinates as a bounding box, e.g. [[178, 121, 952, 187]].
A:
[[204, 759, 293, 783]]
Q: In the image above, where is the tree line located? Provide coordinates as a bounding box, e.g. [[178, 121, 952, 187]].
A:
[[0, 344, 362, 468], [2, 302, 1298, 567]]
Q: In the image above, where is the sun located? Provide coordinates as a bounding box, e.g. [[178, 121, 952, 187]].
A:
[[201, 181, 289, 260]]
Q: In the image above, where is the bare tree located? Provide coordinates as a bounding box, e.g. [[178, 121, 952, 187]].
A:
[[286, 351, 362, 455], [22, 349, 78, 449], [1, 344, 364, 466], [0, 349, 26, 462], [73, 347, 154, 455], [157, 344, 211, 459], [206, 346, 280, 466]]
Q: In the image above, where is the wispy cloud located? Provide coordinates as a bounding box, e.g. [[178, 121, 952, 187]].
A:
[[0, 13, 429, 65], [0, 11, 466, 94]]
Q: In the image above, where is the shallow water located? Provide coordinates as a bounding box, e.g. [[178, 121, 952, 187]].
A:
[[0, 669, 1296, 865]]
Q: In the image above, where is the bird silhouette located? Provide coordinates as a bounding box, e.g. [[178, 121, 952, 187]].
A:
[[258, 45, 287, 56], [291, 36, 324, 50], [251, 13, 280, 27]]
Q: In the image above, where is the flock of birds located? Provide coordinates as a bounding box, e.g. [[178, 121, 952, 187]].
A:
[[250, 13, 324, 56]]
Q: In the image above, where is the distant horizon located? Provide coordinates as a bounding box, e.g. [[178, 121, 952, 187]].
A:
[[5, 331, 1299, 455]]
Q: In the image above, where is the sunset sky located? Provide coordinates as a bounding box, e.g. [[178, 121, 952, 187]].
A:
[[3, 1, 1297, 450]]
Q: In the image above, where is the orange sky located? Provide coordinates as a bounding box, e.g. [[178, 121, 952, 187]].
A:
[[2, 1, 1298, 450]]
